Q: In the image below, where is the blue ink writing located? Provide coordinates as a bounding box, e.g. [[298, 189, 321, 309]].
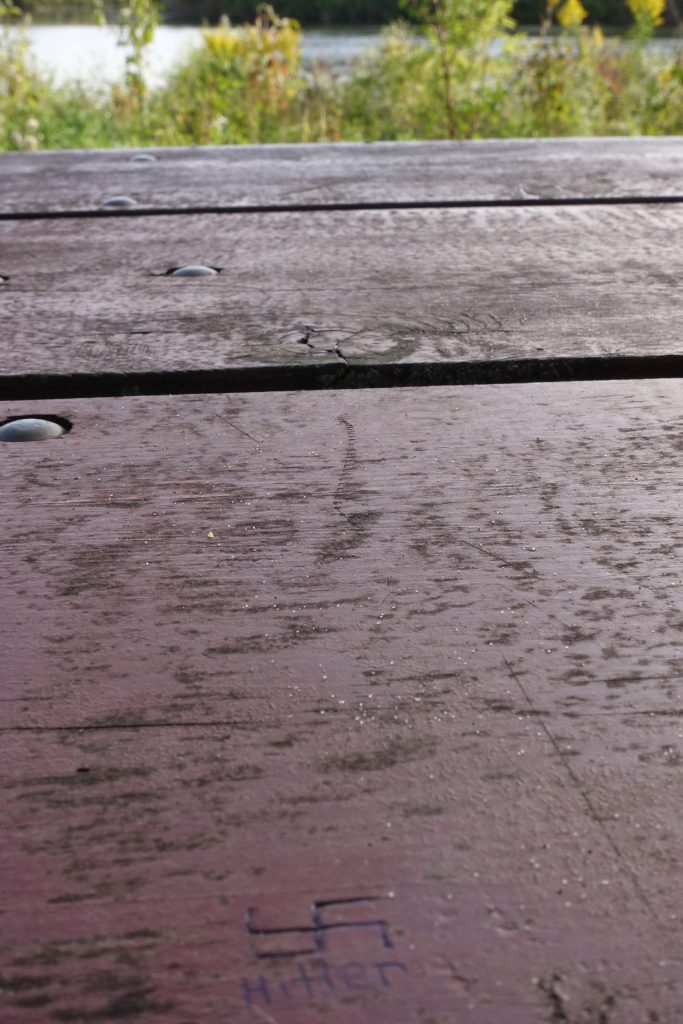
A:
[[240, 959, 409, 1009]]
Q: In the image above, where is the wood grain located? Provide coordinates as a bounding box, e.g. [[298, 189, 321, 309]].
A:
[[2, 381, 682, 1022], [2, 202, 683, 377], [1, 137, 683, 214]]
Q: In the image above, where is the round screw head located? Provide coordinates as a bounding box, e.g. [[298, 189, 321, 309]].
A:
[[168, 265, 219, 278], [0, 417, 67, 442], [0, 276, 8, 284], [130, 153, 156, 163], [101, 195, 137, 209]]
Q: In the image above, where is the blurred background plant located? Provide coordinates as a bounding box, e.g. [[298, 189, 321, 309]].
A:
[[626, 0, 666, 40], [0, 1, 46, 148], [2, 0, 683, 148], [153, 3, 305, 143], [119, 0, 160, 106], [399, 0, 516, 138], [507, 0, 613, 135]]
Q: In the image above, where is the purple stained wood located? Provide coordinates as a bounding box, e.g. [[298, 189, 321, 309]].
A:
[[1, 137, 683, 214], [1, 381, 682, 1022], [3, 203, 683, 378]]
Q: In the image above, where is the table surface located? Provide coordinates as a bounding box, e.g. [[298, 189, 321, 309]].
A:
[[1, 138, 683, 1024], [3, 137, 683, 214]]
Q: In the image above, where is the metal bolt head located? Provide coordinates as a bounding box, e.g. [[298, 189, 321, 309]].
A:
[[102, 195, 137, 209], [0, 276, 8, 284], [130, 153, 157, 163], [168, 265, 219, 278], [0, 418, 67, 442]]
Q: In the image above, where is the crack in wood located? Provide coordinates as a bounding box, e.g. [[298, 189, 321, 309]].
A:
[[503, 658, 661, 927]]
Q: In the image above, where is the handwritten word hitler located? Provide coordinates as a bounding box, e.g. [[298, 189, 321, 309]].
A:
[[241, 958, 409, 1009]]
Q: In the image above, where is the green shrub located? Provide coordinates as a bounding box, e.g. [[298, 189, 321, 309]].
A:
[[150, 4, 308, 143]]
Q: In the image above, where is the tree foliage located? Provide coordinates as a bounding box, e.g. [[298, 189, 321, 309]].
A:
[[12, 0, 678, 26]]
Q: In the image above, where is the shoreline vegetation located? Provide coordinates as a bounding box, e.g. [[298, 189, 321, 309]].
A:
[[2, 0, 683, 151]]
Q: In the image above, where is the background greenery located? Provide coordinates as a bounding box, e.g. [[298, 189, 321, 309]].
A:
[[11, 0, 674, 24], [2, 0, 682, 150], [162, 0, 647, 25]]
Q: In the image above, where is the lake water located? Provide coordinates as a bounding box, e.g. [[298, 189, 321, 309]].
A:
[[21, 23, 683, 89], [24, 25, 385, 87]]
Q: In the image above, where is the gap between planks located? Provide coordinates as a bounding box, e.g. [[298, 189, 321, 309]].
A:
[[6, 353, 683, 401], [3, 193, 683, 222]]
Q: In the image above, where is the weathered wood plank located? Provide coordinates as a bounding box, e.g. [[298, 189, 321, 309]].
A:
[[2, 381, 682, 1021], [1, 137, 683, 215], [2, 203, 683, 377]]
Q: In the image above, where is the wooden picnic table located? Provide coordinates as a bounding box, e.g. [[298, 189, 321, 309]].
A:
[[1, 138, 683, 1024]]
